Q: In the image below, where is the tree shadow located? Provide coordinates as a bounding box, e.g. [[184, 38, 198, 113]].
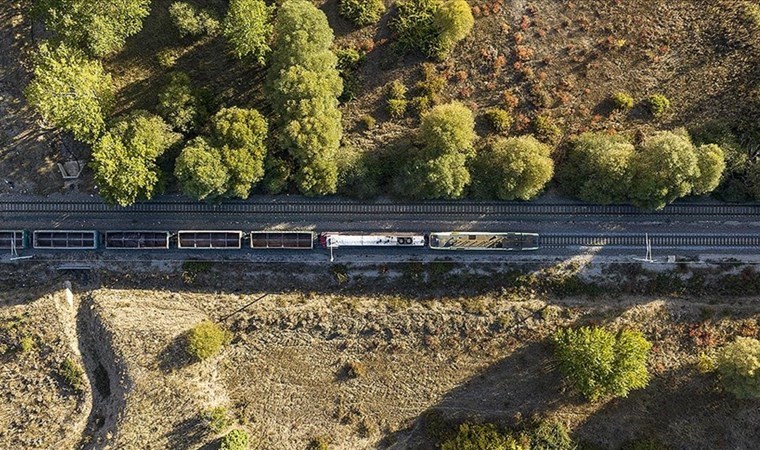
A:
[[165, 415, 211, 450]]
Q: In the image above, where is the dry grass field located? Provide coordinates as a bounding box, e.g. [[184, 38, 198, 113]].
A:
[[2, 260, 759, 449]]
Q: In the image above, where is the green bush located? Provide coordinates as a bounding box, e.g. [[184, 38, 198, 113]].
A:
[[157, 48, 182, 68], [484, 108, 513, 133], [338, 0, 385, 26], [533, 115, 563, 146], [169, 2, 220, 37], [390, 0, 472, 59], [527, 419, 574, 450], [175, 138, 230, 200], [441, 423, 524, 450], [646, 94, 671, 118], [553, 326, 652, 401], [470, 135, 553, 200], [359, 115, 376, 130], [716, 337, 760, 399], [59, 358, 85, 392], [336, 146, 382, 198], [388, 79, 408, 100], [691, 143, 725, 195], [559, 132, 635, 204], [387, 99, 409, 118], [203, 406, 231, 433], [612, 91, 634, 110], [186, 320, 231, 361], [415, 63, 446, 106], [335, 47, 365, 102], [18, 335, 34, 353], [220, 428, 250, 450]]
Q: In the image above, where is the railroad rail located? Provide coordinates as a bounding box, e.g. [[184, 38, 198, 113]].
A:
[[541, 233, 760, 248], [2, 199, 760, 216]]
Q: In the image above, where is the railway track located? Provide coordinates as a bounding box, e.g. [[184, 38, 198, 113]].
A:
[[541, 233, 760, 248], [2, 199, 760, 216]]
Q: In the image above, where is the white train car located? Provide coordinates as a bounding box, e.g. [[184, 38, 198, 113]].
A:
[[320, 232, 425, 249]]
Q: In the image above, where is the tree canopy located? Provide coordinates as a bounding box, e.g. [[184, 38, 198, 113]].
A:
[[267, 0, 343, 195], [157, 72, 209, 133], [716, 337, 760, 399], [174, 137, 230, 200], [471, 136, 554, 200], [90, 111, 180, 206], [560, 132, 635, 204], [35, 0, 151, 57], [223, 0, 273, 63], [692, 143, 726, 195], [25, 42, 114, 144]]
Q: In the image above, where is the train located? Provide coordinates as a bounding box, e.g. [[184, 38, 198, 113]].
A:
[[0, 229, 540, 255]]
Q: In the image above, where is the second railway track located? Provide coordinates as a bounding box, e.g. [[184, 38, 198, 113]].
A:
[[3, 200, 760, 217]]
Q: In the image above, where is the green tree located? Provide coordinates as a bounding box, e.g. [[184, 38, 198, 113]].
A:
[[338, 0, 385, 26], [691, 143, 725, 195], [433, 0, 474, 59], [441, 423, 524, 450], [175, 137, 230, 200], [404, 101, 476, 199], [559, 132, 635, 204], [267, 0, 343, 195], [716, 337, 760, 399], [169, 2, 220, 37], [223, 0, 273, 63], [91, 111, 181, 206], [628, 130, 699, 210], [553, 326, 652, 401], [35, 0, 150, 57], [158, 72, 209, 133], [186, 320, 231, 361], [471, 136, 554, 200], [210, 107, 269, 199], [25, 42, 114, 143]]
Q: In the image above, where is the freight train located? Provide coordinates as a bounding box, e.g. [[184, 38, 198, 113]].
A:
[[0, 230, 540, 255]]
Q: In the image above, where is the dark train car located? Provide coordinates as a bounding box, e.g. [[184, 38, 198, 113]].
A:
[[104, 231, 171, 249], [250, 231, 314, 249], [429, 232, 540, 251], [33, 230, 98, 249], [0, 230, 25, 250], [177, 231, 243, 249]]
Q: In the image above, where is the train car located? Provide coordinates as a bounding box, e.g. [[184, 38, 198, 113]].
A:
[[429, 232, 540, 251], [250, 231, 314, 249], [177, 230, 243, 249], [104, 231, 171, 249], [0, 230, 25, 250], [320, 232, 426, 248], [33, 230, 98, 250]]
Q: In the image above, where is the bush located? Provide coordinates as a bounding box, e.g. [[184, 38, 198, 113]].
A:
[[415, 63, 446, 106], [559, 132, 635, 204], [220, 429, 250, 450], [186, 320, 231, 361], [691, 143, 725, 195], [527, 419, 574, 450], [59, 358, 85, 392], [175, 138, 230, 200], [18, 335, 34, 353], [612, 91, 634, 110], [158, 72, 209, 133], [388, 79, 408, 99], [432, 0, 474, 59], [389, 0, 441, 57], [344, 361, 367, 378], [223, 0, 273, 64], [157, 48, 182, 68], [359, 115, 376, 130], [419, 101, 476, 156], [169, 2, 220, 37], [553, 326, 652, 401], [308, 436, 331, 450], [484, 108, 513, 133], [533, 114, 563, 146], [647, 94, 671, 118], [338, 0, 385, 26], [441, 423, 524, 450], [716, 337, 760, 398], [203, 406, 231, 433], [470, 135, 553, 200], [387, 99, 409, 118]]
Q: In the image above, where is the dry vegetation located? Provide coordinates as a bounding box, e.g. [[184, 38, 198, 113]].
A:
[[3, 260, 759, 449]]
